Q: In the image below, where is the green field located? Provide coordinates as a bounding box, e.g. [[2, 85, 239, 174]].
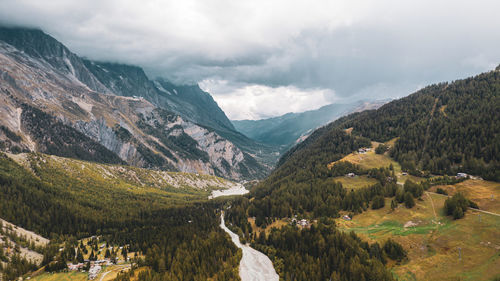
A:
[[337, 185, 500, 281], [31, 271, 88, 281], [333, 175, 378, 190]]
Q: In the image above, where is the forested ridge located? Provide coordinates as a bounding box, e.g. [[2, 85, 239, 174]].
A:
[[327, 68, 500, 180]]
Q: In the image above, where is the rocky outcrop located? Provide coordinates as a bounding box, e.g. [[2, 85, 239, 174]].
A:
[[73, 118, 144, 166]]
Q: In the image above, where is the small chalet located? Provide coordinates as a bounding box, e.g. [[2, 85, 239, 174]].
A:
[[342, 215, 352, 221], [358, 147, 372, 154], [346, 172, 356, 178]]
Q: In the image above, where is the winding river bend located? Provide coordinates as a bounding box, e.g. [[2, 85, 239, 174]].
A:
[[220, 213, 279, 281]]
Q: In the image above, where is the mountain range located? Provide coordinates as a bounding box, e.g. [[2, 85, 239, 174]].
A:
[[0, 26, 279, 180]]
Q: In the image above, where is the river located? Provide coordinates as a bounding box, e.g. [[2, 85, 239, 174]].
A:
[[209, 183, 249, 199], [220, 213, 279, 281]]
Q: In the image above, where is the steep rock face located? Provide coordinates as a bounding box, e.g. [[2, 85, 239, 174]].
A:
[[73, 118, 143, 167], [0, 27, 109, 93], [82, 60, 159, 102], [166, 116, 265, 180], [154, 79, 235, 131], [82, 60, 236, 132], [20, 104, 125, 164], [0, 28, 269, 180], [139, 111, 265, 180]]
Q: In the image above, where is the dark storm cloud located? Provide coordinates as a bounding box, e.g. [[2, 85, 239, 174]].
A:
[[1, 0, 499, 118]]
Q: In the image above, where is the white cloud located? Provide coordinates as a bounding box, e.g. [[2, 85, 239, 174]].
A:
[[200, 80, 336, 120]]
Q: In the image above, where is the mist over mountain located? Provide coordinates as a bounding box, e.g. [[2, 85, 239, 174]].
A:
[[233, 100, 386, 149]]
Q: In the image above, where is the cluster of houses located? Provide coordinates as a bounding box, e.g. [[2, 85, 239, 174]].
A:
[[456, 173, 482, 180], [291, 218, 310, 228], [67, 259, 113, 279]]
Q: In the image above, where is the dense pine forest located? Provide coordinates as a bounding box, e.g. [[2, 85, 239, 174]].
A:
[[332, 68, 500, 180], [0, 153, 240, 280]]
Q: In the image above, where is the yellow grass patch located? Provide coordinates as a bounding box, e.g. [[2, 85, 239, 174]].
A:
[[430, 179, 500, 213], [385, 138, 399, 148], [439, 105, 448, 117], [333, 175, 378, 190], [97, 265, 132, 281], [336, 192, 500, 281], [328, 148, 394, 170]]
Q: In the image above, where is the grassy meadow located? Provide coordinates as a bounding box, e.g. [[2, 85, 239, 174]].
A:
[[336, 182, 500, 281]]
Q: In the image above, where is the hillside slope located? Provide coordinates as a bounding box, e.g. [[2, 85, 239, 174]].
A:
[[0, 152, 239, 237]]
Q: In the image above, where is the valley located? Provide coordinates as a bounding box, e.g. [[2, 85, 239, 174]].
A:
[[0, 21, 498, 281]]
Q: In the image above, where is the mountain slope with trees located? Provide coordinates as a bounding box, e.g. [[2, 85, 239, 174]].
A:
[[224, 66, 499, 280], [281, 66, 500, 181]]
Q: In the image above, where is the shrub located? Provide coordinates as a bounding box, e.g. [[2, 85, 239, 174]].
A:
[[404, 192, 415, 208], [383, 239, 407, 261], [444, 193, 477, 219], [436, 187, 448, 195], [375, 144, 389, 154]]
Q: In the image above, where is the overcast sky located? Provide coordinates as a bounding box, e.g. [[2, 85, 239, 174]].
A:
[[1, 0, 500, 120]]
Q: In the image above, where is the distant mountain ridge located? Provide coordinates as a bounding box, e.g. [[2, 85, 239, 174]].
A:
[[0, 26, 273, 180], [232, 100, 385, 149]]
